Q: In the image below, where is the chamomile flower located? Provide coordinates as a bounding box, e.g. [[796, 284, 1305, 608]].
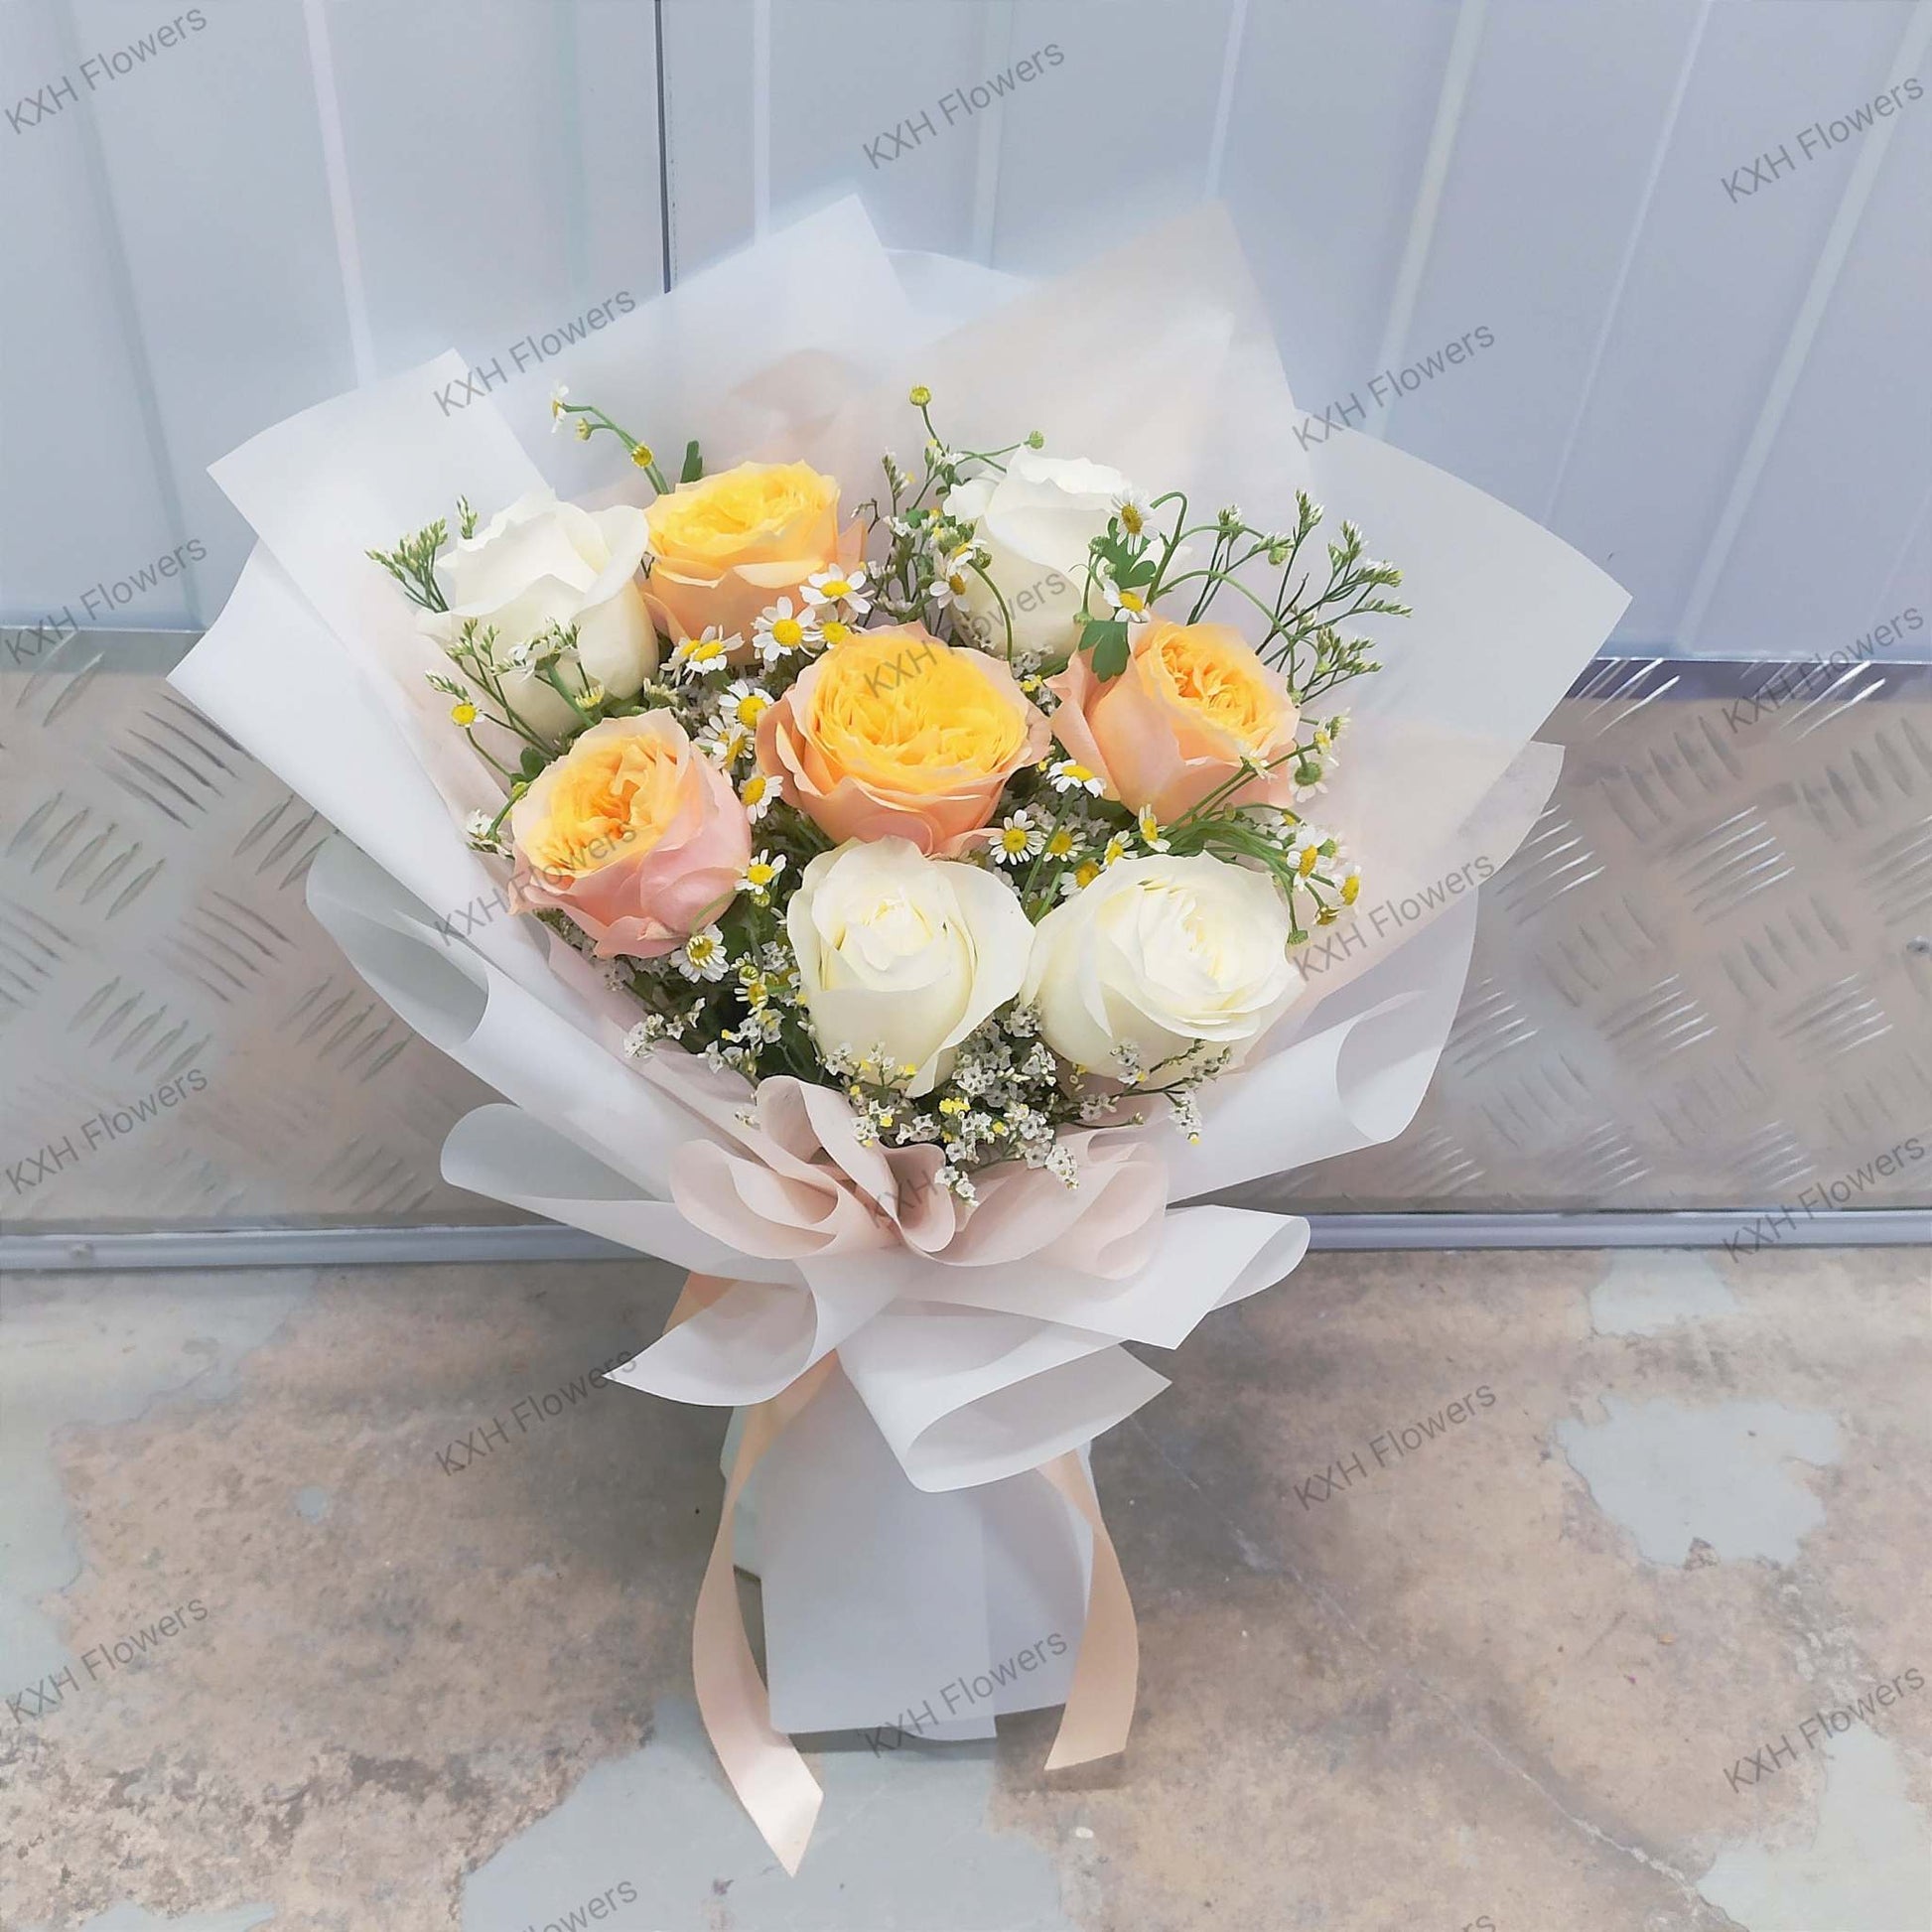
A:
[[1339, 863, 1362, 905], [698, 721, 754, 766], [1042, 824, 1082, 861], [818, 618, 858, 649], [719, 679, 771, 734], [925, 544, 978, 612], [990, 811, 1045, 865], [1111, 488, 1156, 541], [802, 564, 872, 618], [674, 924, 730, 982], [464, 810, 503, 852], [739, 770, 777, 823], [753, 598, 816, 665], [1099, 832, 1133, 869], [1135, 805, 1170, 852], [1048, 759, 1106, 797], [738, 851, 786, 903], [548, 384, 570, 429], [1057, 858, 1104, 897], [667, 627, 736, 679], [1099, 573, 1153, 622]]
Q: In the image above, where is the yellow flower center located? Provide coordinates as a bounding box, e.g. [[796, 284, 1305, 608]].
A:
[[999, 826, 1032, 854], [742, 773, 770, 805], [818, 577, 853, 600], [804, 629, 1027, 793], [1072, 861, 1101, 889], [1045, 828, 1076, 857], [1146, 621, 1291, 753], [523, 731, 683, 878], [733, 692, 769, 728], [746, 861, 779, 888], [770, 617, 803, 647], [820, 620, 855, 648]]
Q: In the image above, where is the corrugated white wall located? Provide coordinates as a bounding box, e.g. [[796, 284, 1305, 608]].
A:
[[3, 0, 1927, 657]]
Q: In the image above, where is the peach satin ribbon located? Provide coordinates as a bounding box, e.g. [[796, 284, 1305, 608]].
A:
[[667, 1272, 1140, 1873]]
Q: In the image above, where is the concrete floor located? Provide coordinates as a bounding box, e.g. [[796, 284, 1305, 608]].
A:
[[1, 1245, 1927, 1932]]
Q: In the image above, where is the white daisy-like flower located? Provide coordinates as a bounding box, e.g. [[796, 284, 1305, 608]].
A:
[[738, 850, 786, 903], [1047, 759, 1106, 797], [753, 597, 817, 664], [1135, 805, 1170, 852], [698, 722, 754, 766], [801, 564, 872, 617], [1057, 859, 1104, 897], [817, 617, 860, 650], [548, 384, 570, 430], [464, 810, 502, 852], [1099, 832, 1133, 869], [718, 679, 771, 735], [1339, 862, 1363, 907], [674, 924, 730, 982], [925, 544, 978, 612], [667, 627, 736, 678], [739, 770, 777, 823], [1111, 488, 1156, 542], [990, 811, 1045, 865]]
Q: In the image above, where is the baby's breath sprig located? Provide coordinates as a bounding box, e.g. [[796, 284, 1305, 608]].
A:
[[367, 520, 449, 612]]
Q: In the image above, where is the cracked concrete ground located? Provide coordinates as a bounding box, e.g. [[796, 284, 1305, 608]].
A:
[[1, 1245, 1926, 1932]]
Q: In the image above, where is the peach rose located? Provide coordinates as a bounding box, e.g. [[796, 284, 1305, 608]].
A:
[[1044, 620, 1301, 822], [756, 623, 1049, 855], [508, 712, 750, 958], [643, 461, 862, 646]]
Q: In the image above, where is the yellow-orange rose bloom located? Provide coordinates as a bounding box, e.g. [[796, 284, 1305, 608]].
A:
[[1044, 620, 1301, 822], [756, 623, 1050, 854], [643, 461, 861, 647], [508, 713, 750, 958]]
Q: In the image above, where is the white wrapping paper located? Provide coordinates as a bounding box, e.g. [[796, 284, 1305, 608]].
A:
[[169, 200, 1627, 1752]]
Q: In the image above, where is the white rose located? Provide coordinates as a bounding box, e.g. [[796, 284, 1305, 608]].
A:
[[1023, 854, 1302, 1081], [944, 449, 1132, 657], [425, 488, 655, 737], [788, 837, 1033, 1097]]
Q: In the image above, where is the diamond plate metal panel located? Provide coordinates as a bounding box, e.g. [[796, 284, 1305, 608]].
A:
[[1281, 658, 1932, 1212], [2, 642, 1929, 1228], [0, 634, 516, 1231]]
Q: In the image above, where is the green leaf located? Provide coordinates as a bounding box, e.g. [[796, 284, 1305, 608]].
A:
[[680, 439, 704, 483], [1081, 617, 1129, 680], [518, 748, 547, 778]]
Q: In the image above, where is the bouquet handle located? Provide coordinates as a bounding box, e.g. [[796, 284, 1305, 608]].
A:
[[671, 1273, 1139, 1872]]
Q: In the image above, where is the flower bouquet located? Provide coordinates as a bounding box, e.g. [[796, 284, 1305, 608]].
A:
[[171, 202, 1626, 1870]]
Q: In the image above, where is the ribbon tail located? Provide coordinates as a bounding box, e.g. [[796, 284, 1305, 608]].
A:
[[685, 1270, 833, 1874], [1039, 1449, 1139, 1770]]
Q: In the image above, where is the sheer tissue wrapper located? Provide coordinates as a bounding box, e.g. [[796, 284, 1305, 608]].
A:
[[171, 202, 1628, 1749]]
